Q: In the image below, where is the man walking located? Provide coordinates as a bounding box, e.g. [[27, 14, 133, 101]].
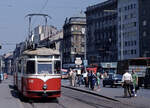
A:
[[122, 70, 133, 97], [69, 68, 73, 86]]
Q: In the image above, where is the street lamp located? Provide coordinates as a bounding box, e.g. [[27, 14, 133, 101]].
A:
[[104, 9, 123, 60], [80, 28, 87, 71]]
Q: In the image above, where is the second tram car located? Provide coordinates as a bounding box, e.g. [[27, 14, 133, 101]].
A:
[[14, 47, 61, 98]]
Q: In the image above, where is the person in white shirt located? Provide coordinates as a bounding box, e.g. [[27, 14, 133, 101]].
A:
[[122, 70, 133, 97], [82, 70, 88, 87]]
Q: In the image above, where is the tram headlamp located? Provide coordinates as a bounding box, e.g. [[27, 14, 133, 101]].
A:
[[43, 84, 47, 90]]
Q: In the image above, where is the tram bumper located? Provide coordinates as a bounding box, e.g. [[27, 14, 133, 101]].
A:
[[26, 90, 61, 98]]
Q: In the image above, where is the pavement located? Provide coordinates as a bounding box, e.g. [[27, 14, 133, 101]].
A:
[[0, 77, 24, 108], [61, 79, 150, 108]]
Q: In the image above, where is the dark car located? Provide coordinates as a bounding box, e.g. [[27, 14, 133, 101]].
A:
[[144, 67, 150, 88], [61, 69, 69, 79], [103, 74, 122, 87]]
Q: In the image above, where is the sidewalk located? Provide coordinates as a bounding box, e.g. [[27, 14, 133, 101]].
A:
[[61, 79, 150, 108], [0, 76, 23, 108]]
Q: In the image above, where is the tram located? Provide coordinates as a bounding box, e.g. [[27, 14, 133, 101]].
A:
[[14, 47, 61, 98]]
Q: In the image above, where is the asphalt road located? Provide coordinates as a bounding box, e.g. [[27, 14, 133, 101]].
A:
[[20, 87, 135, 108], [0, 76, 149, 108]]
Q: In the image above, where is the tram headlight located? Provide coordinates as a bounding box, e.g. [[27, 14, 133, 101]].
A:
[[43, 84, 47, 90]]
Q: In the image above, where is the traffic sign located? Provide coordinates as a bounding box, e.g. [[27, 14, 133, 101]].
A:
[[83, 60, 88, 66], [75, 57, 82, 65]]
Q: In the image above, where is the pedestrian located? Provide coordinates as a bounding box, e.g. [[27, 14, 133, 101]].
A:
[[72, 70, 77, 87], [77, 70, 82, 86], [88, 70, 92, 89], [91, 71, 97, 90], [69, 68, 73, 86], [132, 69, 138, 97], [82, 69, 88, 87], [122, 70, 133, 97], [96, 71, 101, 91], [103, 71, 108, 79]]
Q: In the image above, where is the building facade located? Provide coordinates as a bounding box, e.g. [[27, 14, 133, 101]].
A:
[[86, 0, 117, 65], [33, 25, 58, 45], [118, 0, 150, 60], [62, 15, 86, 68]]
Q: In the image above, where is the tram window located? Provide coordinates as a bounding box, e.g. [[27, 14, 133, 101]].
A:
[[54, 61, 61, 74], [54, 55, 59, 59], [18, 61, 21, 73], [26, 61, 35, 74], [38, 63, 52, 74]]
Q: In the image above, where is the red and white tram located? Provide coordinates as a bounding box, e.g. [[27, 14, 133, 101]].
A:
[[14, 47, 61, 98]]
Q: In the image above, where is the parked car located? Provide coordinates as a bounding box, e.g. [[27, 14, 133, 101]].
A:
[[61, 69, 69, 79], [144, 67, 150, 88], [103, 74, 122, 87]]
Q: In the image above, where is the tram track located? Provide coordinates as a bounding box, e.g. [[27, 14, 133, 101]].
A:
[[17, 87, 135, 108]]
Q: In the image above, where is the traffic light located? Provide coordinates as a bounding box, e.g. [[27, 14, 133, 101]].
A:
[[0, 45, 1, 49]]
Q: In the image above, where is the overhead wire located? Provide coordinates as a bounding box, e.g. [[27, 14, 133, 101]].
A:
[[31, 0, 49, 27]]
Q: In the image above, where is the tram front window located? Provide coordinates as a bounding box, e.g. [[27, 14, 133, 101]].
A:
[[54, 61, 61, 74], [38, 63, 52, 74]]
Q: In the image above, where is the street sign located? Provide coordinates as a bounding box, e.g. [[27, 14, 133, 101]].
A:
[[75, 57, 82, 65], [83, 60, 88, 66]]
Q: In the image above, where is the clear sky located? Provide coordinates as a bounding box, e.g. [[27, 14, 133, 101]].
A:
[[0, 0, 106, 55]]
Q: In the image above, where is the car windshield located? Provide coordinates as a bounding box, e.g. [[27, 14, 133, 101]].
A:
[[62, 71, 68, 75], [38, 63, 52, 74]]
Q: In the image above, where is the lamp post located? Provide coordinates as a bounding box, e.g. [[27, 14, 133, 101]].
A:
[[104, 9, 123, 60], [80, 27, 87, 71]]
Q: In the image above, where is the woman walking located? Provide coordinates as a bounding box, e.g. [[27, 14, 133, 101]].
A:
[[96, 71, 101, 91]]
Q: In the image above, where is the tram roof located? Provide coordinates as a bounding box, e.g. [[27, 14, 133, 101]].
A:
[[22, 47, 60, 56]]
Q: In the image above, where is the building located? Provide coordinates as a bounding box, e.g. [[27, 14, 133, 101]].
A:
[[0, 56, 4, 74], [118, 0, 150, 60], [3, 52, 13, 75], [62, 13, 86, 68], [33, 25, 58, 45], [39, 30, 63, 51], [86, 0, 117, 65]]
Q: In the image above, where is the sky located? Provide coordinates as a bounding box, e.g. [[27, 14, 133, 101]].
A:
[[0, 0, 106, 55]]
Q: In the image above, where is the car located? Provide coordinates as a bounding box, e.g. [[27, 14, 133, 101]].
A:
[[61, 69, 69, 79], [103, 74, 122, 87]]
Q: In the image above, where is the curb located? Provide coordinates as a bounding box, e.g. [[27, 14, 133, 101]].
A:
[[62, 85, 119, 102]]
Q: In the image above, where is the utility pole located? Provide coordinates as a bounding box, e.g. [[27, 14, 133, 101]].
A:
[[0, 44, 2, 49], [81, 27, 87, 71]]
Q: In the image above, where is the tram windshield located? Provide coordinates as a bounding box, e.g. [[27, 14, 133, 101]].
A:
[[38, 63, 52, 74]]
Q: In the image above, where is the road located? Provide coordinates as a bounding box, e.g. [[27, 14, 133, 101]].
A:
[[20, 87, 135, 108], [0, 75, 137, 108]]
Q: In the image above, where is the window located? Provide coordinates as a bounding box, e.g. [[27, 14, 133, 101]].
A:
[[26, 61, 35, 74], [38, 62, 52, 74], [54, 61, 61, 74], [134, 22, 136, 27], [143, 20, 147, 26], [134, 40, 136, 45], [18, 61, 21, 73], [143, 31, 147, 37]]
